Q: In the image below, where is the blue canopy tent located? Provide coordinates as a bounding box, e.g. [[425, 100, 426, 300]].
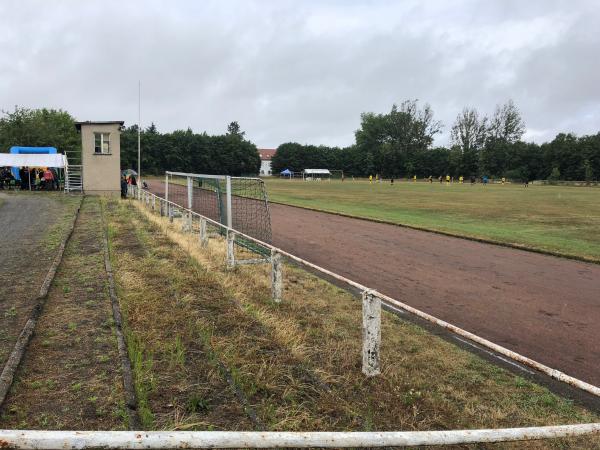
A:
[[10, 146, 58, 180], [280, 169, 292, 178]]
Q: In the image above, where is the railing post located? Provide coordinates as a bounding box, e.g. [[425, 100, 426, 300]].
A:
[[187, 176, 193, 209], [169, 205, 174, 223], [159, 199, 164, 216], [226, 176, 232, 229], [199, 218, 208, 248], [152, 195, 156, 211], [362, 290, 381, 376], [271, 249, 282, 303], [186, 211, 193, 232], [226, 230, 235, 269], [165, 173, 169, 204]]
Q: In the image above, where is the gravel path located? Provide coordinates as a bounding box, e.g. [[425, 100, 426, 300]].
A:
[[0, 194, 74, 368]]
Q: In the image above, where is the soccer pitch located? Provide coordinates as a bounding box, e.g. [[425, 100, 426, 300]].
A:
[[264, 178, 600, 262]]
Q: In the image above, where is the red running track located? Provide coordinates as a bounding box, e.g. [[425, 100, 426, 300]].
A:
[[269, 203, 600, 387]]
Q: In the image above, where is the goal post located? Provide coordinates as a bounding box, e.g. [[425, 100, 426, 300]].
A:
[[329, 169, 344, 180], [164, 172, 272, 250]]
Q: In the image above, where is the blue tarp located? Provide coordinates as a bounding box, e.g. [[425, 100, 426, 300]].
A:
[[9, 146, 58, 180], [280, 169, 292, 176]]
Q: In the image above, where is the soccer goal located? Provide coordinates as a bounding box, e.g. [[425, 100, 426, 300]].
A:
[[163, 172, 272, 249]]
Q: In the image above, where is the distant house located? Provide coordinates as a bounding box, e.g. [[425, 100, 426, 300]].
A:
[[258, 148, 276, 176]]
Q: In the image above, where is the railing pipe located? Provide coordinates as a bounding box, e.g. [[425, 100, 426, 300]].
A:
[[1, 425, 599, 449]]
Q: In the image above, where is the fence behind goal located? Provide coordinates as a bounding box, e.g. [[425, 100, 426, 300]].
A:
[[162, 172, 272, 253]]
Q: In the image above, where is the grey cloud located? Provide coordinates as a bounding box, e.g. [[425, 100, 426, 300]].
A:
[[1, 0, 598, 148]]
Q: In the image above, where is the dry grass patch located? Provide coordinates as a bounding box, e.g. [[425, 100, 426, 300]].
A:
[[112, 198, 600, 448]]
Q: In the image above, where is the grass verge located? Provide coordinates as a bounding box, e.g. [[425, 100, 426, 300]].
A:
[[104, 196, 599, 448]]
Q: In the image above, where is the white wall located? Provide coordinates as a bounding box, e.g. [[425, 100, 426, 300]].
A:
[[260, 159, 272, 176]]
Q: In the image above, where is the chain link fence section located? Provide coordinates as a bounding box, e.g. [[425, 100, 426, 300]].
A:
[[164, 172, 272, 250]]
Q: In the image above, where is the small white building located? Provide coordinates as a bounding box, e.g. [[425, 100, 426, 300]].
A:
[[75, 121, 124, 195], [258, 148, 276, 176]]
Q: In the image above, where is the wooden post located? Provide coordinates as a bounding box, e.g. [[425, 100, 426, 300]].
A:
[[226, 230, 235, 269], [199, 218, 208, 248], [152, 195, 156, 211], [271, 249, 282, 303], [169, 206, 174, 223], [187, 211, 193, 232], [362, 290, 381, 376]]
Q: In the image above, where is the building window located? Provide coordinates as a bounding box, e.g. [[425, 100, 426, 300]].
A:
[[94, 133, 110, 154]]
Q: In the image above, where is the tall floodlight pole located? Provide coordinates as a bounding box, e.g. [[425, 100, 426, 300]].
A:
[[137, 81, 141, 194]]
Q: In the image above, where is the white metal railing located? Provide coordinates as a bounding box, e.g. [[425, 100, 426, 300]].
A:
[[1, 425, 600, 448], [64, 164, 83, 193]]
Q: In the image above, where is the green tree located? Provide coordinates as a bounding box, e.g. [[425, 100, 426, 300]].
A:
[[120, 122, 260, 176], [450, 107, 488, 153], [355, 100, 442, 177], [548, 167, 561, 182], [488, 99, 525, 143], [227, 121, 245, 138], [0, 106, 80, 156]]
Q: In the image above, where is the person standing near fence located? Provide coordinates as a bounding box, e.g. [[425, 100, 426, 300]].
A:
[[42, 167, 54, 190], [121, 176, 128, 198]]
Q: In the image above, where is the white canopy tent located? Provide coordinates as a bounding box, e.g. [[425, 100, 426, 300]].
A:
[[302, 168, 331, 181], [0, 153, 67, 168]]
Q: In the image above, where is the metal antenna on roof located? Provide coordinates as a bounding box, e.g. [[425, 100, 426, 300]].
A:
[[138, 80, 141, 189]]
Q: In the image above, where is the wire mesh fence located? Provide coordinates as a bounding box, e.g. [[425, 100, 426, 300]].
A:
[[162, 172, 272, 255]]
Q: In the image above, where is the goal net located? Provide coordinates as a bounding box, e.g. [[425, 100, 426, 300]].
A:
[[161, 172, 272, 248]]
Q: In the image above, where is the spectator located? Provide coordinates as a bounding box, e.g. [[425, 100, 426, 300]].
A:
[[121, 176, 128, 198], [50, 168, 60, 190], [20, 167, 28, 190], [42, 168, 54, 190]]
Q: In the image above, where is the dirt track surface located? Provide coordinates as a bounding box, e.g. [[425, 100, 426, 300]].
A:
[[269, 203, 600, 387]]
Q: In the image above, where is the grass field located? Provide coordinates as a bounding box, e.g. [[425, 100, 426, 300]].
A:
[[101, 197, 600, 448], [264, 178, 600, 262]]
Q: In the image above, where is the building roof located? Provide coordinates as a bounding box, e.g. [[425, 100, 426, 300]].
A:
[[75, 121, 125, 131], [258, 148, 276, 160]]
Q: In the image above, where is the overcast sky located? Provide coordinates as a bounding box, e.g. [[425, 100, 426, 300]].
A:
[[1, 0, 598, 148]]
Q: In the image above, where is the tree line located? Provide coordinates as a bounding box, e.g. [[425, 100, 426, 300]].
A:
[[0, 107, 80, 156], [0, 107, 260, 176], [2, 105, 599, 181], [120, 121, 260, 176], [272, 100, 600, 181]]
